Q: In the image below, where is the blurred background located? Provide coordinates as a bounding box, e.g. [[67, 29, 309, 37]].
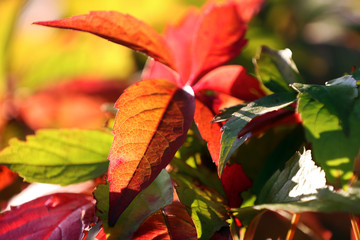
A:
[[0, 0, 359, 166]]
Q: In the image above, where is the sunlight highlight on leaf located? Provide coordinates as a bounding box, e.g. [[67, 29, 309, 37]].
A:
[[34, 11, 176, 69], [0, 129, 112, 185], [108, 79, 195, 226]]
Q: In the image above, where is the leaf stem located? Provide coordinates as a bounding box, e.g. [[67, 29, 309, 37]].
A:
[[285, 213, 300, 240], [350, 214, 360, 240]]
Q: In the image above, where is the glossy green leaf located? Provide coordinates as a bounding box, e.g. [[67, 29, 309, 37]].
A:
[[233, 150, 360, 225], [297, 91, 360, 187], [173, 129, 226, 196], [237, 125, 305, 194], [0, 129, 112, 185], [219, 92, 297, 176], [171, 157, 226, 199], [94, 169, 173, 239], [258, 150, 328, 203], [292, 75, 358, 135], [170, 168, 228, 240], [254, 46, 303, 93], [212, 104, 246, 123]]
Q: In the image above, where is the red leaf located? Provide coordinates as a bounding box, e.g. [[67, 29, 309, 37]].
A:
[[133, 202, 197, 240], [234, 0, 266, 23], [194, 97, 222, 166], [193, 65, 266, 101], [142, 59, 180, 86], [163, 9, 200, 83], [95, 228, 106, 240], [19, 79, 127, 129], [238, 110, 302, 138], [195, 92, 243, 165], [0, 193, 96, 240], [221, 163, 252, 208], [188, 1, 248, 85], [108, 79, 195, 226], [34, 11, 176, 69], [157, 0, 262, 86], [0, 165, 17, 192]]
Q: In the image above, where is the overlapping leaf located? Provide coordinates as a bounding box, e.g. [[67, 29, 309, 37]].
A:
[[221, 163, 253, 208], [34, 0, 266, 228], [34, 11, 175, 69], [0, 129, 112, 185], [170, 168, 228, 240], [297, 89, 360, 187], [292, 75, 358, 135], [0, 193, 95, 240], [94, 170, 173, 239], [133, 202, 197, 240], [189, 1, 248, 84], [108, 79, 194, 225], [193, 65, 265, 101], [219, 92, 297, 175], [255, 46, 303, 93], [194, 93, 243, 166], [233, 150, 360, 225]]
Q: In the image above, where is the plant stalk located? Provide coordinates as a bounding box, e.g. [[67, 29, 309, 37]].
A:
[[350, 214, 360, 240], [286, 213, 300, 240]]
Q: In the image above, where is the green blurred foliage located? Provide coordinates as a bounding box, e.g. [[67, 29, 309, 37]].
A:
[[239, 0, 360, 84], [1, 0, 359, 94]]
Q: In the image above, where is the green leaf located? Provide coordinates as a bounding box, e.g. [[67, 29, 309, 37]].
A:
[[352, 68, 360, 81], [219, 92, 297, 176], [254, 46, 303, 93], [171, 157, 226, 198], [212, 104, 246, 123], [94, 169, 173, 239], [233, 150, 360, 225], [0, 129, 112, 185], [258, 150, 328, 203], [297, 91, 360, 187], [173, 129, 226, 197], [170, 169, 228, 240], [292, 75, 358, 135]]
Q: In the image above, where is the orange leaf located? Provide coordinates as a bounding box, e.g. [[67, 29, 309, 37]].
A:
[[133, 202, 197, 240], [34, 11, 176, 69], [194, 92, 242, 165], [108, 79, 195, 226]]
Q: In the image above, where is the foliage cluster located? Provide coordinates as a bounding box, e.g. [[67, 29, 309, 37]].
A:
[[0, 0, 360, 239]]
